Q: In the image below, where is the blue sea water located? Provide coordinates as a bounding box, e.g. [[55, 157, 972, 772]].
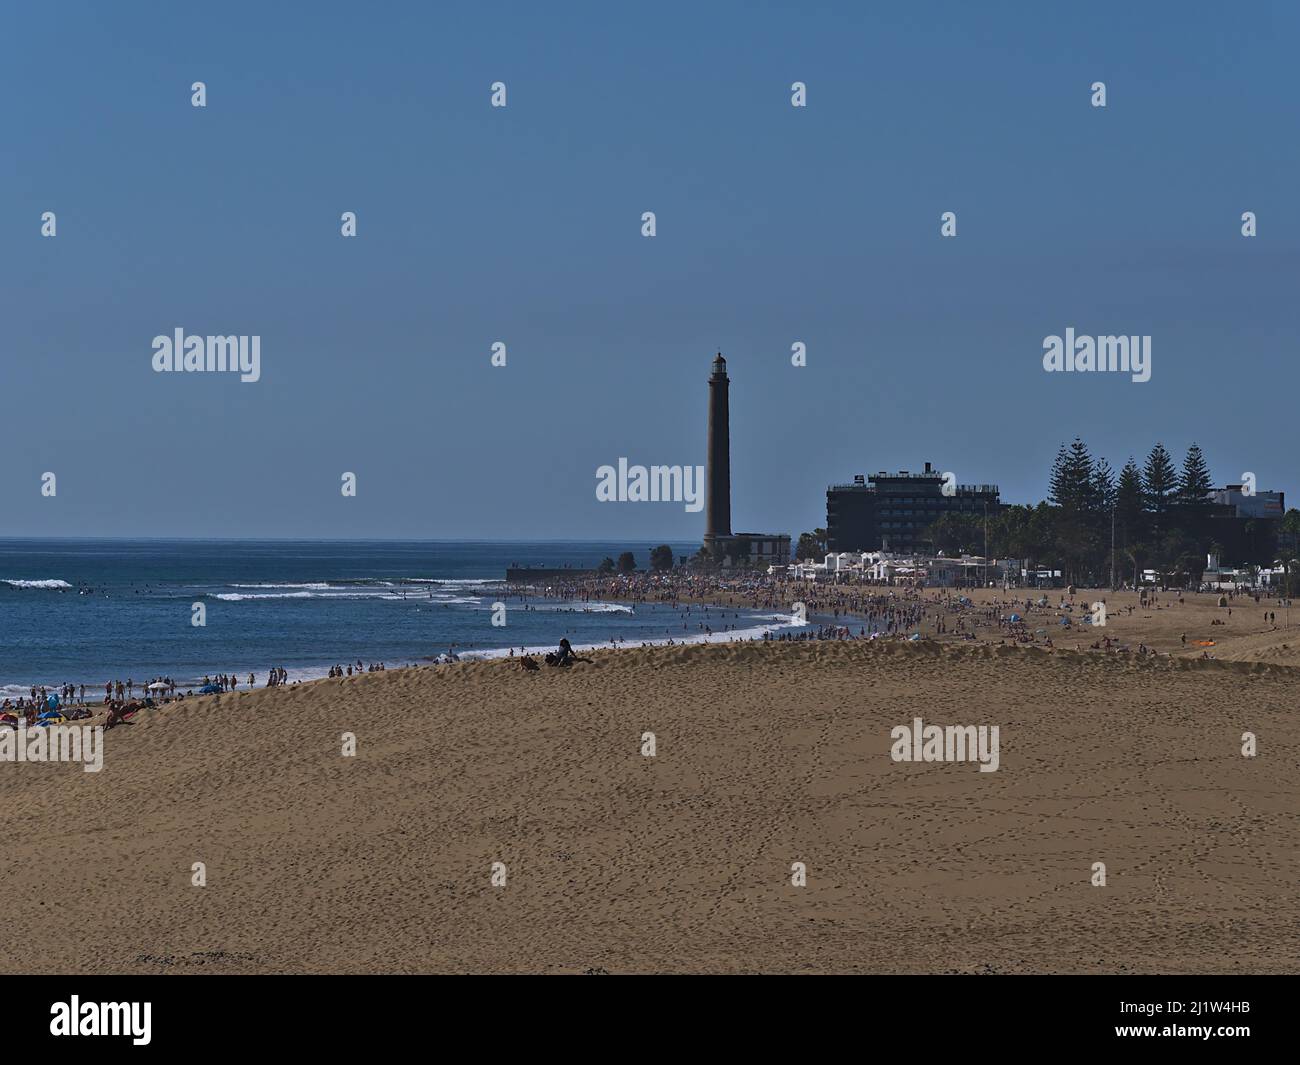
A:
[[0, 539, 792, 697]]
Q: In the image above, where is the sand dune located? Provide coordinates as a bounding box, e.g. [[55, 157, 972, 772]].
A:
[[2, 611, 1296, 974]]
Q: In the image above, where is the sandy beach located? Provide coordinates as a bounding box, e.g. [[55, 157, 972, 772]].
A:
[[1, 588, 1296, 974]]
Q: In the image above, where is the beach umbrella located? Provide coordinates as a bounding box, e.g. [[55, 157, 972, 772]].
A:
[[1009, 613, 1022, 623], [147, 681, 168, 691]]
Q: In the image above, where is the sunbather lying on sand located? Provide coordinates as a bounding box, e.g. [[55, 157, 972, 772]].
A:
[[104, 701, 141, 730]]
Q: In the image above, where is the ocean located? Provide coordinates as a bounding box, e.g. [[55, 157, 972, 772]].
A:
[[0, 539, 798, 698]]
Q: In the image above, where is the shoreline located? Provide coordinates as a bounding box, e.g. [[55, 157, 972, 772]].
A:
[[8, 577, 1295, 702], [0, 594, 810, 703]]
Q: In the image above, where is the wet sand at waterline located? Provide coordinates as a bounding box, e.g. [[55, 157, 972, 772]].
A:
[[1, 590, 1296, 974]]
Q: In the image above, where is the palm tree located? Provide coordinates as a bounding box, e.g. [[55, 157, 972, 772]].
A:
[[1279, 549, 1299, 600], [1123, 543, 1145, 590]]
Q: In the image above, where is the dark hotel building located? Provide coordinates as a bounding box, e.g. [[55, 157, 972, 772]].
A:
[[703, 354, 791, 565], [826, 463, 1001, 554]]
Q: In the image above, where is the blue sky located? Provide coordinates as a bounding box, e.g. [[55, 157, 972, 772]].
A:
[[2, 1, 1295, 539]]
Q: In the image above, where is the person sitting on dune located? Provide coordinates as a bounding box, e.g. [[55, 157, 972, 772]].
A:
[[548, 638, 591, 667], [520, 655, 540, 672]]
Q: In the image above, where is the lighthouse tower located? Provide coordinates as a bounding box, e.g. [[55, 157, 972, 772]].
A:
[[700, 353, 791, 566], [704, 353, 732, 551]]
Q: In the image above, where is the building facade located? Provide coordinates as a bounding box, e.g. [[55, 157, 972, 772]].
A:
[[1208, 484, 1285, 521], [826, 462, 1001, 554]]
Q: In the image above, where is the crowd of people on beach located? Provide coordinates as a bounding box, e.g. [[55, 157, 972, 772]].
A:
[[328, 661, 387, 677], [501, 569, 1297, 663], [1, 666, 303, 722], [9, 571, 1296, 729]]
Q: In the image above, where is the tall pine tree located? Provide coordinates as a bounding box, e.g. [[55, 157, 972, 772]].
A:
[[1115, 458, 1145, 547], [1143, 443, 1177, 540], [1048, 443, 1070, 509], [1049, 438, 1097, 515], [1092, 457, 1116, 512], [1178, 443, 1213, 508], [1048, 438, 1098, 582]]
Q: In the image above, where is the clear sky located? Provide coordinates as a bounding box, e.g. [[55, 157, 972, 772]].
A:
[[2, 1, 1295, 539]]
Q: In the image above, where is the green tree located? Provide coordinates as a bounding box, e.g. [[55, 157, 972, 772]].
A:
[[616, 551, 637, 573], [1143, 443, 1178, 549], [926, 512, 982, 555], [1177, 443, 1213, 508], [1027, 502, 1058, 579], [649, 545, 674, 571], [1092, 456, 1118, 584], [1048, 441, 1092, 512], [1048, 438, 1099, 583], [1123, 542, 1147, 589], [1115, 457, 1145, 549], [989, 504, 1035, 563], [1278, 549, 1300, 599], [796, 528, 828, 560], [597, 556, 615, 574], [1161, 529, 1198, 585], [1092, 456, 1116, 513]]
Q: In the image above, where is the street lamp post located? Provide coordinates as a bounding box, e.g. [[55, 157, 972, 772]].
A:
[[1110, 506, 1116, 591], [983, 501, 989, 589]]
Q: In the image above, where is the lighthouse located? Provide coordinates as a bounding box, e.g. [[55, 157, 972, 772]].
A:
[[702, 353, 791, 566], [705, 352, 732, 545]]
